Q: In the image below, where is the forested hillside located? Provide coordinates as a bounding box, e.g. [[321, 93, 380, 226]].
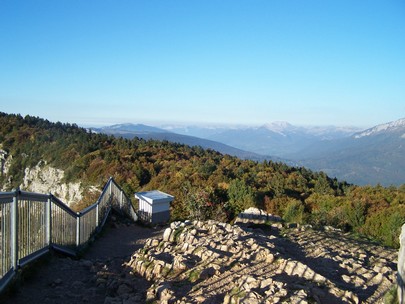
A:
[[1, 112, 405, 247]]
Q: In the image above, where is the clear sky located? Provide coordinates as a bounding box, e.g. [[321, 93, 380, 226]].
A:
[[1, 1, 404, 128]]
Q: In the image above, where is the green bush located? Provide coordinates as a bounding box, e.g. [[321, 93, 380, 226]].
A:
[[362, 206, 405, 247], [344, 200, 367, 231], [282, 199, 305, 224], [227, 179, 255, 216]]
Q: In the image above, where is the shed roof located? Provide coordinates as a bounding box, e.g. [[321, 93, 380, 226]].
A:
[[135, 190, 174, 204]]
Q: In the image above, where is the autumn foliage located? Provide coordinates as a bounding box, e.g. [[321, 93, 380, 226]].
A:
[[1, 112, 404, 247]]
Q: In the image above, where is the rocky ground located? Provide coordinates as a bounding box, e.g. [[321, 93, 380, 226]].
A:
[[0, 214, 165, 304], [0, 209, 398, 304], [127, 217, 397, 303]]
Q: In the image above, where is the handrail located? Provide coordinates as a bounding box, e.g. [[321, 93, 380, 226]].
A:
[[0, 192, 15, 200], [79, 202, 98, 216], [0, 177, 138, 294], [50, 194, 78, 217], [19, 190, 49, 202]]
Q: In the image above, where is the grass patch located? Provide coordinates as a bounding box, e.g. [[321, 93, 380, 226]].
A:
[[138, 247, 148, 255], [188, 269, 201, 283], [384, 284, 398, 304], [162, 266, 171, 277], [158, 241, 165, 250], [173, 226, 185, 243], [229, 286, 246, 299]]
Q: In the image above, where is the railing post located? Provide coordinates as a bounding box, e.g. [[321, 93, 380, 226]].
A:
[[120, 190, 123, 210], [46, 194, 51, 248], [96, 203, 99, 227], [76, 213, 80, 247], [11, 189, 19, 270]]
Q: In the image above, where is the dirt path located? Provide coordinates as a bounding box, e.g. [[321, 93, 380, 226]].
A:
[[1, 213, 165, 304]]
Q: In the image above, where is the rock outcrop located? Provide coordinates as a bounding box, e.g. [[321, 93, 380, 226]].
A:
[[0, 151, 89, 207], [0, 148, 8, 177], [20, 161, 99, 207], [0, 146, 99, 207], [234, 207, 282, 226], [126, 220, 397, 303]]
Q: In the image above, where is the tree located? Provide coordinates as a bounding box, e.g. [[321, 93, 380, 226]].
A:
[[227, 179, 255, 216], [314, 172, 334, 195], [185, 187, 227, 221]]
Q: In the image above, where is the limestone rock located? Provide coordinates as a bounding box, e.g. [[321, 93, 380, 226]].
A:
[[125, 219, 396, 304], [235, 207, 282, 226], [20, 161, 97, 207], [163, 228, 173, 242]]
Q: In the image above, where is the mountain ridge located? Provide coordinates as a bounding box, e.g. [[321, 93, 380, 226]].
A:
[[354, 118, 405, 139], [95, 118, 405, 186], [93, 124, 277, 162]]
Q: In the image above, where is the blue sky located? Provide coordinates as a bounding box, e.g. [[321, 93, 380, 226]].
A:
[[1, 1, 404, 127]]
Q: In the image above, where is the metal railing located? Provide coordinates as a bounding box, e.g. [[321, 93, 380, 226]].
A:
[[0, 177, 137, 293]]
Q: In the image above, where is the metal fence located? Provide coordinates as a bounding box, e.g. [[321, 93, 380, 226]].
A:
[[0, 177, 137, 293]]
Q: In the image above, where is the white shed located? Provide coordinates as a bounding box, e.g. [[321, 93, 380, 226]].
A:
[[135, 190, 174, 224]]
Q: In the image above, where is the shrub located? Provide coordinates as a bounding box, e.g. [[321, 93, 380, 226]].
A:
[[362, 205, 405, 248], [282, 199, 305, 224], [344, 200, 367, 231], [227, 179, 255, 216]]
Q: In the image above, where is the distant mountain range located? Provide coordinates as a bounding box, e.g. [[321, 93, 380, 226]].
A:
[[94, 118, 405, 186], [164, 122, 360, 159], [293, 118, 405, 186], [92, 124, 273, 162]]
